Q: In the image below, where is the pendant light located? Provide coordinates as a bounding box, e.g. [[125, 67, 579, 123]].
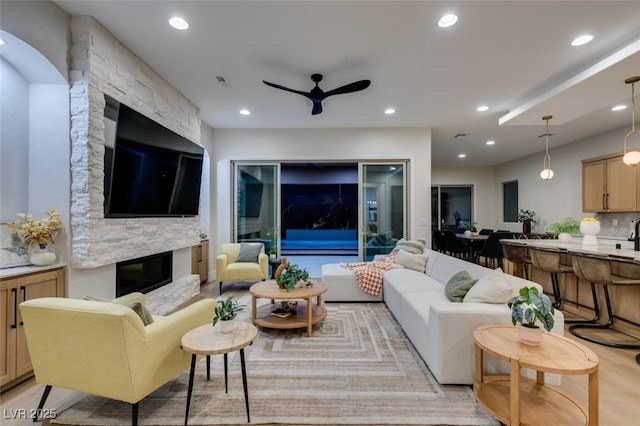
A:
[[623, 76, 640, 166], [540, 115, 554, 180]]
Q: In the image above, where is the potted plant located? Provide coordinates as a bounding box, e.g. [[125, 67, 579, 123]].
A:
[[5, 209, 64, 266], [507, 286, 555, 346], [212, 296, 244, 333], [547, 217, 580, 243], [463, 222, 477, 236], [517, 209, 536, 234], [276, 261, 312, 292]]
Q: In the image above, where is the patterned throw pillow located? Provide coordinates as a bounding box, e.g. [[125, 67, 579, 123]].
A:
[[444, 270, 478, 302], [236, 243, 263, 262], [393, 239, 425, 254]]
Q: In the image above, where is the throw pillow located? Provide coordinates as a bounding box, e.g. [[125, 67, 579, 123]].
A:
[[444, 270, 478, 302], [394, 249, 428, 273], [236, 243, 262, 263], [84, 296, 154, 326], [463, 268, 512, 304], [393, 239, 425, 255]]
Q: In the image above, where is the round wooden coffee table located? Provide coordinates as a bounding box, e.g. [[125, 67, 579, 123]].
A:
[[249, 280, 327, 336], [473, 324, 599, 426]]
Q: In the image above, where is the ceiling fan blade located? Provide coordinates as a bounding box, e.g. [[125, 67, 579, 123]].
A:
[[262, 80, 310, 98], [323, 79, 371, 98], [311, 101, 323, 115]]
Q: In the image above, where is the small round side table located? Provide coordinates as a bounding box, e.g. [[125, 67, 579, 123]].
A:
[[181, 321, 257, 425]]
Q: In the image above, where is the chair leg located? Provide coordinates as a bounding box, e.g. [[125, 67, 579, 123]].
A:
[[132, 403, 139, 426], [636, 353, 640, 365], [33, 385, 52, 421], [523, 264, 529, 280], [566, 282, 601, 324], [569, 285, 640, 349], [551, 273, 562, 309], [219, 281, 223, 295]]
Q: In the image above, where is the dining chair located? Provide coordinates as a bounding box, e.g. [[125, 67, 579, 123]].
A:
[[442, 230, 469, 260], [432, 229, 448, 254], [474, 232, 513, 268]]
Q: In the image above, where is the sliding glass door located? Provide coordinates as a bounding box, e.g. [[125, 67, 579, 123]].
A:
[[233, 163, 280, 256], [361, 163, 407, 261], [431, 185, 473, 233]]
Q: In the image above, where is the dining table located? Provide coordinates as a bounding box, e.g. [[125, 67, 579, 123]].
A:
[[455, 233, 488, 260]]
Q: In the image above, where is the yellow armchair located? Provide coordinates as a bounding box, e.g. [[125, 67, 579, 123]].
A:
[[19, 292, 216, 425], [216, 243, 268, 294]]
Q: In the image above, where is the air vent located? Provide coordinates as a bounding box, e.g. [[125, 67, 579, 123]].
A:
[[454, 133, 470, 138], [538, 133, 556, 138], [216, 76, 229, 87]]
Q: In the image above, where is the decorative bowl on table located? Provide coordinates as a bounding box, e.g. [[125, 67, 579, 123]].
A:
[[580, 218, 600, 246]]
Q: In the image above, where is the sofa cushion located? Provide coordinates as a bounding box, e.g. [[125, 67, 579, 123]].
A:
[[395, 249, 428, 272], [445, 270, 478, 302], [236, 243, 262, 262], [463, 268, 512, 304], [429, 252, 489, 284], [393, 239, 425, 254]]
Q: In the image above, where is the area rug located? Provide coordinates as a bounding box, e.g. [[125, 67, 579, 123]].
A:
[[52, 303, 498, 425]]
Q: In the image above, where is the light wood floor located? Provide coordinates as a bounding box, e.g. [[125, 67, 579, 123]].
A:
[[2, 281, 639, 426]]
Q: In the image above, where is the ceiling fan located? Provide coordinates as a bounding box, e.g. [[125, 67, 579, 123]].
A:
[[262, 73, 371, 115]]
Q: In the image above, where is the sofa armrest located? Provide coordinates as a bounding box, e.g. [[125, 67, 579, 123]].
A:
[[258, 253, 268, 277], [216, 254, 228, 280]]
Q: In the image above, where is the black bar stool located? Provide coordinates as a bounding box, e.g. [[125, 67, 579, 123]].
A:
[[529, 246, 574, 309], [568, 253, 640, 349]]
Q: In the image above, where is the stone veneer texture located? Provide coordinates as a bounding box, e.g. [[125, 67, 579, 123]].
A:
[[69, 16, 202, 268]]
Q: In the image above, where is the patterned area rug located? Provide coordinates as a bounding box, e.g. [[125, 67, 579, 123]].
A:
[[53, 303, 498, 425]]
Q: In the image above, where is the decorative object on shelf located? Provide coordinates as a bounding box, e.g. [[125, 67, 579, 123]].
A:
[[270, 301, 298, 318], [547, 217, 580, 243], [517, 209, 536, 234], [5, 209, 63, 266], [580, 217, 600, 246], [508, 286, 555, 346], [622, 76, 640, 166], [275, 259, 312, 292], [540, 115, 555, 180], [0, 224, 30, 268], [212, 296, 244, 333]]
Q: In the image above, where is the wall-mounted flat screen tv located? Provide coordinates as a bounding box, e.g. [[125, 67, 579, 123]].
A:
[[103, 95, 204, 217]]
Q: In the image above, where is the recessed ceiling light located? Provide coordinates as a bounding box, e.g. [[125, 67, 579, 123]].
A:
[[458, 153, 466, 158], [438, 14, 458, 28], [0, 39, 5, 46], [169, 17, 189, 30], [486, 140, 496, 145], [239, 109, 251, 116], [476, 105, 489, 112], [611, 105, 627, 111], [384, 108, 396, 115], [571, 34, 593, 46]]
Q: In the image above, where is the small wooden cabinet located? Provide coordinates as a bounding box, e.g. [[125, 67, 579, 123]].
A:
[[583, 154, 638, 212], [191, 240, 209, 284], [1, 267, 64, 389]]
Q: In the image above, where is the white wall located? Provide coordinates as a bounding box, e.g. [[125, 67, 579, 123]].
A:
[[495, 125, 630, 235], [431, 166, 497, 231], [204, 127, 431, 269]]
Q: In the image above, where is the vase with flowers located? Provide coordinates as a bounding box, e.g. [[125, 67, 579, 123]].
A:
[[517, 209, 536, 234], [5, 209, 63, 266]]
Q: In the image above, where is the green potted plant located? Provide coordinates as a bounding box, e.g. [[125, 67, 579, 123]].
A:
[[212, 296, 244, 333], [508, 286, 555, 346], [517, 209, 536, 234], [547, 217, 580, 243], [276, 262, 312, 292], [463, 221, 477, 236]]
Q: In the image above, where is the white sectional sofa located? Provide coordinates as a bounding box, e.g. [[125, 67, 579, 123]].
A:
[[321, 248, 565, 385]]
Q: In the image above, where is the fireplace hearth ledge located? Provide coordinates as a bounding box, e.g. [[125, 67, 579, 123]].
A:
[[144, 274, 200, 315]]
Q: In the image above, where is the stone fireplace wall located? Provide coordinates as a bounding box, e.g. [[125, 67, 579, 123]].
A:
[[69, 16, 202, 268]]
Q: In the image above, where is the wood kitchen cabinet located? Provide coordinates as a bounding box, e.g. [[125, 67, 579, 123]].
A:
[[1, 266, 64, 389], [191, 240, 209, 284], [583, 153, 638, 212]]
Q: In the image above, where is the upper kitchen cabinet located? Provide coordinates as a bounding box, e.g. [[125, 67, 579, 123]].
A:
[[583, 154, 638, 212]]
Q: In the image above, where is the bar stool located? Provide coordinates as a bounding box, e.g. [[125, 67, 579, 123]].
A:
[[568, 253, 640, 349], [501, 243, 532, 279], [566, 251, 601, 325], [529, 246, 574, 309]]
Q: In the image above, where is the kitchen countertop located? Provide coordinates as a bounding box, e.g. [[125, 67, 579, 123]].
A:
[[0, 263, 66, 279], [500, 237, 640, 263]]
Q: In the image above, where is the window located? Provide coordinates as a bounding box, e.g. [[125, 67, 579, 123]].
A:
[[431, 185, 473, 232], [503, 181, 518, 222]]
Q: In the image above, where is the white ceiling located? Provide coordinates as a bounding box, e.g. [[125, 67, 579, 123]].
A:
[[51, 0, 640, 166]]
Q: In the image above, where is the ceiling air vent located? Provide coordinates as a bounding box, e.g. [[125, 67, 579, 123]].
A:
[[454, 133, 470, 138], [216, 76, 229, 87]]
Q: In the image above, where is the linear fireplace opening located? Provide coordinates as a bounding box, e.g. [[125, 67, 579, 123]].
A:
[[116, 251, 173, 296]]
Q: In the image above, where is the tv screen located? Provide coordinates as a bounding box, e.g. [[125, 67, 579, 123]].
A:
[[103, 96, 204, 217]]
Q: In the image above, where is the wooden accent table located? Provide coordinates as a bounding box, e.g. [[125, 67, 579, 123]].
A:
[[181, 321, 258, 425], [249, 280, 327, 336], [473, 325, 599, 426]]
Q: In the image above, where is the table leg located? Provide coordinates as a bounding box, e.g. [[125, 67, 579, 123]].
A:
[[240, 348, 250, 423], [588, 368, 599, 425], [474, 344, 483, 396], [184, 354, 197, 426], [306, 296, 313, 336], [206, 355, 211, 381], [224, 353, 228, 394], [510, 358, 520, 426], [251, 295, 257, 325]]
